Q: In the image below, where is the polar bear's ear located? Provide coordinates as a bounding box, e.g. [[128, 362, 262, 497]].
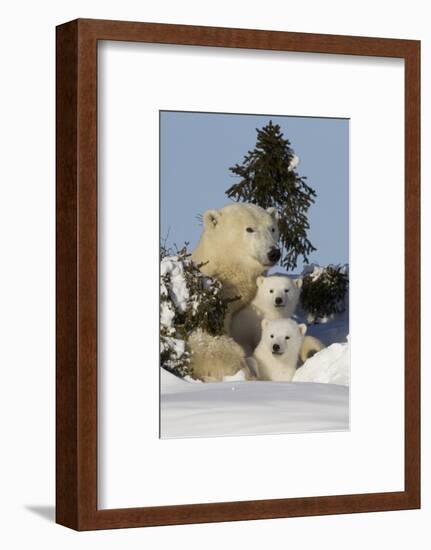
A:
[[256, 275, 265, 287], [298, 323, 307, 336], [266, 207, 280, 220], [203, 209, 220, 229], [295, 278, 303, 289]]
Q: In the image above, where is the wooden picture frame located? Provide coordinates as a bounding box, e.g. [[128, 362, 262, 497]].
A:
[[56, 18, 420, 530]]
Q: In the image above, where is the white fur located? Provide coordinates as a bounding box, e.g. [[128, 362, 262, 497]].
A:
[[192, 203, 280, 318], [299, 334, 325, 363], [189, 203, 280, 382], [230, 274, 302, 354], [188, 330, 246, 382], [253, 318, 307, 381]]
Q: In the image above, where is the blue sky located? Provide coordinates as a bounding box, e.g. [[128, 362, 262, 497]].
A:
[[160, 111, 349, 274]]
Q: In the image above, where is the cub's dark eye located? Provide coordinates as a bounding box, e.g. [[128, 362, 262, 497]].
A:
[[285, 336, 290, 340], [270, 334, 274, 338], [271, 228, 275, 233], [269, 289, 274, 293], [246, 227, 254, 233], [284, 289, 289, 293]]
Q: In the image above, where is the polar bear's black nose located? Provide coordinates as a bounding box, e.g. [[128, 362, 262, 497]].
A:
[[275, 297, 283, 305], [268, 247, 281, 263], [273, 343, 280, 352]]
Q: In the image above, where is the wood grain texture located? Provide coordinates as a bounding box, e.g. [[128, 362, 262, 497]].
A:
[[403, 41, 421, 507], [56, 20, 79, 529], [56, 18, 421, 531]]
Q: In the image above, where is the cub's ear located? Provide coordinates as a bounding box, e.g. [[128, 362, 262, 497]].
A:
[[298, 323, 307, 336], [295, 278, 303, 289], [203, 209, 220, 229], [261, 319, 269, 330], [266, 207, 280, 220], [256, 275, 265, 287]]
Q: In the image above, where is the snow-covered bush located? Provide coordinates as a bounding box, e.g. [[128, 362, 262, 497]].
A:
[[160, 247, 232, 378], [300, 264, 349, 323]]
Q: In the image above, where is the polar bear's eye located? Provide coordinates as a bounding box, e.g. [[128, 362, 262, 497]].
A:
[[271, 228, 275, 233], [246, 227, 254, 233], [284, 289, 289, 293], [269, 289, 274, 293], [285, 336, 290, 340], [270, 334, 274, 338]]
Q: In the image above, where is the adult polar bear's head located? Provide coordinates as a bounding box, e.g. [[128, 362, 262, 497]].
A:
[[200, 203, 281, 268]]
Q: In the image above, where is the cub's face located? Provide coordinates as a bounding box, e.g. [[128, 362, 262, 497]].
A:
[[261, 318, 307, 355], [256, 275, 302, 312], [203, 204, 280, 267]]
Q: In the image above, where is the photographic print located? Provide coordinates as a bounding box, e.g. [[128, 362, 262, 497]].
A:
[[56, 21, 419, 528], [160, 110, 349, 439]]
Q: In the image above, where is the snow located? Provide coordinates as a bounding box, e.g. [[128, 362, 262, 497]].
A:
[[302, 263, 326, 282], [160, 255, 193, 373], [160, 336, 188, 371], [160, 326, 349, 438], [160, 256, 189, 313], [160, 370, 348, 439], [160, 300, 175, 329], [160, 257, 186, 331], [288, 153, 300, 172], [294, 338, 349, 386], [223, 369, 248, 382], [302, 262, 348, 281]]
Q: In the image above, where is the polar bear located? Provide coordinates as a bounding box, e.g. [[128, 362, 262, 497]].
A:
[[191, 203, 281, 320], [188, 203, 280, 381], [253, 318, 307, 381], [300, 335, 325, 363], [230, 273, 302, 355], [187, 330, 250, 382]]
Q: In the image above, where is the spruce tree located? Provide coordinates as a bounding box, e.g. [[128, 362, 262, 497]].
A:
[[226, 120, 316, 270], [300, 264, 349, 323]]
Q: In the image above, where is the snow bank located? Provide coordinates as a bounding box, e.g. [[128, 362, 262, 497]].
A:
[[160, 373, 348, 439], [294, 338, 349, 386], [160, 336, 349, 439], [160, 368, 200, 394], [160, 330, 350, 438]]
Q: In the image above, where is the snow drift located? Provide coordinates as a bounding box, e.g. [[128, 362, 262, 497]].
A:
[[294, 339, 349, 386], [160, 318, 350, 439], [160, 369, 349, 439]]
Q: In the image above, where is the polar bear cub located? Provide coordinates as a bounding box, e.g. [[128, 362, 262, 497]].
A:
[[230, 274, 302, 355], [253, 318, 307, 381]]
